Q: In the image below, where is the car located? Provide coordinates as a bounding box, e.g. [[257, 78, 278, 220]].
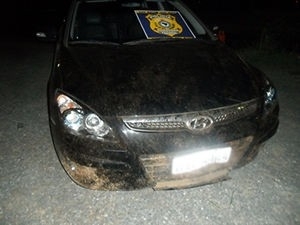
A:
[[46, 0, 279, 190]]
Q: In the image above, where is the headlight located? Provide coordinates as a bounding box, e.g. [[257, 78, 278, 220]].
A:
[[264, 85, 276, 105], [263, 80, 278, 112], [64, 109, 84, 131], [84, 113, 110, 137], [56, 93, 114, 140]]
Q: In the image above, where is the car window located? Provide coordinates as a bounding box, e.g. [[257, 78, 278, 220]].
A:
[[69, 0, 209, 44]]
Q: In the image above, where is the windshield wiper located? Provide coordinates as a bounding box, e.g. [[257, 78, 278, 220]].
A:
[[69, 40, 120, 46], [123, 38, 187, 45], [123, 39, 151, 45]]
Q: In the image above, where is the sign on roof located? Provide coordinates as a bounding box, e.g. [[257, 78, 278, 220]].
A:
[[134, 10, 196, 39]]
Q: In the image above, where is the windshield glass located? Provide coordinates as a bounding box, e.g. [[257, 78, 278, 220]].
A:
[[69, 0, 209, 44]]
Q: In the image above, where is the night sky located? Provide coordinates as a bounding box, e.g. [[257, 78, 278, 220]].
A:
[[9, 0, 300, 11], [1, 0, 299, 49], [2, 0, 298, 27]]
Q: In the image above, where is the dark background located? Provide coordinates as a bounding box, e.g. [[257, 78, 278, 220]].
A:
[[0, 2, 299, 223], [1, 0, 299, 51]]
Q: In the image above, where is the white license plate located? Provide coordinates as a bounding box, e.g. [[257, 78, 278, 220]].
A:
[[172, 147, 232, 175]]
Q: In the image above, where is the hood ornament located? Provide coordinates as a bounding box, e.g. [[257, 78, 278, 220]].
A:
[[185, 115, 214, 132]]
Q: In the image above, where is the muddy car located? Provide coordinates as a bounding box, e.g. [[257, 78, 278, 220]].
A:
[[47, 0, 279, 190]]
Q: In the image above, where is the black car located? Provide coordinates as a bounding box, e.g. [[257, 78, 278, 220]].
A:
[[46, 0, 279, 190]]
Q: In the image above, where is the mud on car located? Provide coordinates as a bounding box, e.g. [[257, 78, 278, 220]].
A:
[[46, 0, 279, 190]]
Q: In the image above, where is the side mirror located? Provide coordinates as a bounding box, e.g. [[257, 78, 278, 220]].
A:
[[36, 32, 47, 38], [35, 27, 57, 42], [212, 26, 226, 44]]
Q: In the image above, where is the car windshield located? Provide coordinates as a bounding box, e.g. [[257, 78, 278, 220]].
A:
[[69, 0, 210, 44]]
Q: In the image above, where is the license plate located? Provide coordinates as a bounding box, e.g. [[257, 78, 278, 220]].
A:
[[172, 147, 232, 175]]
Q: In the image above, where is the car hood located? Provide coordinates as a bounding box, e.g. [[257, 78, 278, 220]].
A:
[[59, 40, 263, 116]]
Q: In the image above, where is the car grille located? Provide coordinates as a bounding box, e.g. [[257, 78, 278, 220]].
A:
[[121, 99, 258, 133]]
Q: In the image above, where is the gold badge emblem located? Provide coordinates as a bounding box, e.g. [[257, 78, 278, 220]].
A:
[[146, 12, 183, 37]]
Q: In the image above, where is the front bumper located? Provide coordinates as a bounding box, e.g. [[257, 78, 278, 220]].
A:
[[50, 103, 279, 190], [53, 133, 259, 190]]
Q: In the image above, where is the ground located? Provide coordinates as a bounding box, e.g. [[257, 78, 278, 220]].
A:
[[0, 41, 299, 225]]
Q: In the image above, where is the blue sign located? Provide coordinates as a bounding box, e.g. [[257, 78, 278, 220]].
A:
[[135, 10, 196, 39]]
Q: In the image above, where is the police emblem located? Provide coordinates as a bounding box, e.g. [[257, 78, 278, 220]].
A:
[[135, 10, 195, 39], [146, 13, 183, 37]]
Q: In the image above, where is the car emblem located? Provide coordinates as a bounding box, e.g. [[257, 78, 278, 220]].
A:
[[186, 115, 214, 132]]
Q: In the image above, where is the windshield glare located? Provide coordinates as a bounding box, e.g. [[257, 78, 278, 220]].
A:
[[69, 0, 209, 44]]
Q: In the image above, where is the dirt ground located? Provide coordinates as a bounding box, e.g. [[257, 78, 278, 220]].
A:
[[0, 41, 299, 225]]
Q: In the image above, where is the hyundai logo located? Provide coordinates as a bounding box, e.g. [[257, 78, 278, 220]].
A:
[[186, 115, 214, 132]]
